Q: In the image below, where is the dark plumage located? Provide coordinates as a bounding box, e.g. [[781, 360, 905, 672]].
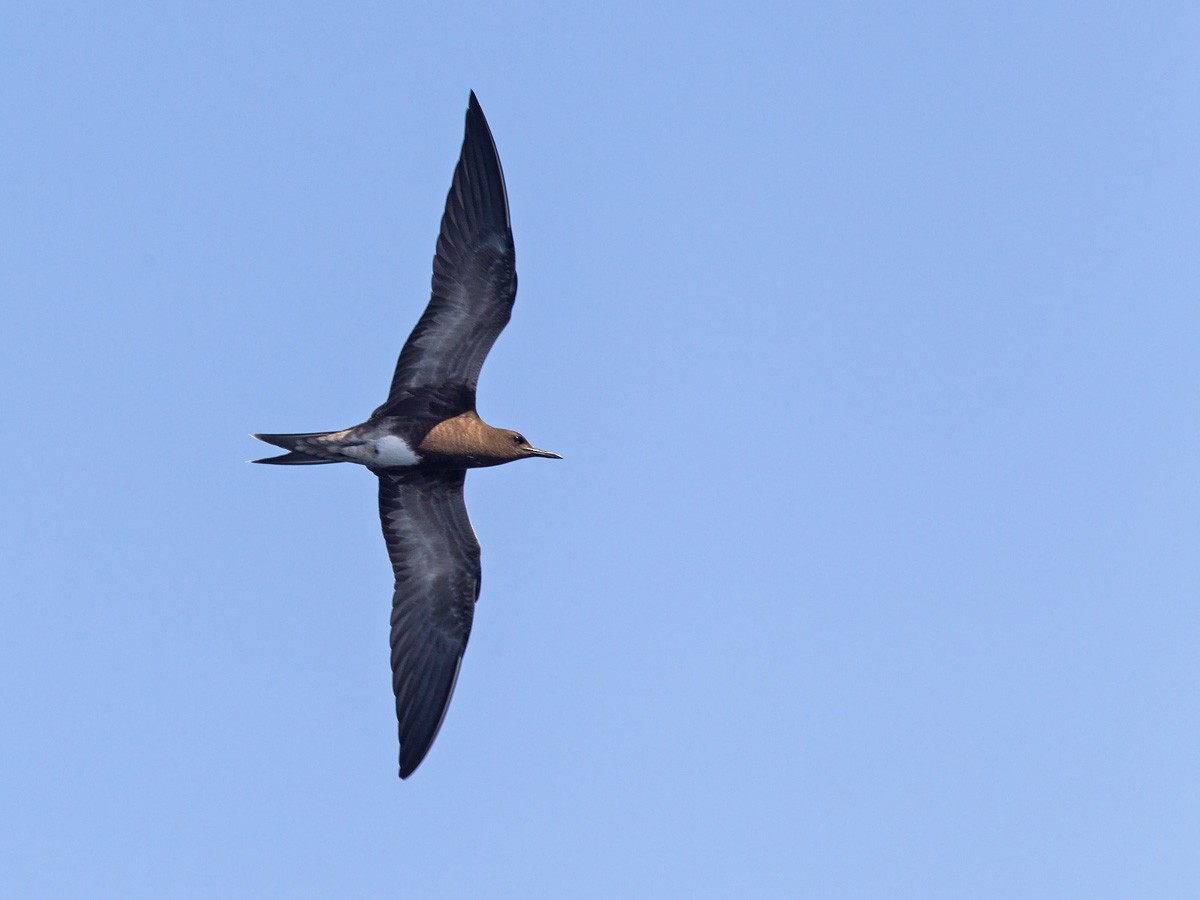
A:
[[253, 93, 559, 778]]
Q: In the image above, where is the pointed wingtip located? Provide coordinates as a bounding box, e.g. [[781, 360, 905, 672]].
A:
[[398, 751, 423, 780], [466, 91, 487, 128]]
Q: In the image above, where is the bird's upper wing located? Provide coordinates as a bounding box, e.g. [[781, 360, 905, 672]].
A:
[[375, 92, 516, 419], [378, 469, 481, 778]]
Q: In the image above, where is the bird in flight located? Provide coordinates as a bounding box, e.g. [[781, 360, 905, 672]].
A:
[[252, 93, 560, 778]]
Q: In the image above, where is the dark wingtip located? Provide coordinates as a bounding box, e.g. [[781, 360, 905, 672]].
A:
[[466, 91, 483, 124], [398, 750, 425, 780], [465, 91, 489, 135], [396, 730, 432, 779], [457, 90, 508, 233]]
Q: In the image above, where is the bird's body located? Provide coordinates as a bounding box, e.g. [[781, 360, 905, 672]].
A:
[[255, 411, 555, 470], [253, 93, 558, 778]]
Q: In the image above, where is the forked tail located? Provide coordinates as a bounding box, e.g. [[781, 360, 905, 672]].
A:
[[250, 432, 338, 465]]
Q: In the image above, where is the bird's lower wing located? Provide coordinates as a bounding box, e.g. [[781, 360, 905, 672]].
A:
[[378, 469, 481, 778]]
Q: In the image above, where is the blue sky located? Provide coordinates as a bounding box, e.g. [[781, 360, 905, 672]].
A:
[[2, 3, 1197, 897]]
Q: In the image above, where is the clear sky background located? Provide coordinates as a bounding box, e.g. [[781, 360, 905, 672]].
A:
[[2, 3, 1197, 897]]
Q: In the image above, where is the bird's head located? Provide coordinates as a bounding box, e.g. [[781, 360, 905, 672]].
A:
[[501, 429, 562, 461]]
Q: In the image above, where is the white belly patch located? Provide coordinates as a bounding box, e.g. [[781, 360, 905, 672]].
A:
[[370, 435, 421, 467], [340, 434, 420, 467]]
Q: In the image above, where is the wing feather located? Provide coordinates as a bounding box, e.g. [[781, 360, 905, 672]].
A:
[[378, 469, 481, 778], [376, 92, 516, 417]]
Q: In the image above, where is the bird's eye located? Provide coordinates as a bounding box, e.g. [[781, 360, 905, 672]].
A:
[[513, 433, 525, 444]]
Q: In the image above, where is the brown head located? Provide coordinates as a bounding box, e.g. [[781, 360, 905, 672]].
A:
[[418, 412, 562, 468]]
